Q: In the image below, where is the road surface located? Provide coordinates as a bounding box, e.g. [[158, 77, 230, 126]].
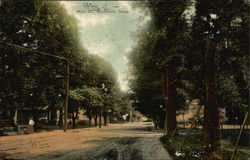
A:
[[0, 122, 172, 160]]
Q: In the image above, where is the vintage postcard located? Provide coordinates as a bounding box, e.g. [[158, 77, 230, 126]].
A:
[[0, 0, 249, 160]]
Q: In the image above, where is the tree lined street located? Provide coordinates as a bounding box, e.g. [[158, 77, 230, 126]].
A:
[[0, 1, 249, 160], [0, 123, 171, 160]]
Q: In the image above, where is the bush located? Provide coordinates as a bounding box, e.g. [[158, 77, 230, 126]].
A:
[[76, 120, 89, 126]]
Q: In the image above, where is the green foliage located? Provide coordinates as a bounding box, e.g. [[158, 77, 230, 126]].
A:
[[160, 134, 249, 160], [0, 1, 126, 127], [192, 0, 249, 121], [110, 91, 131, 122], [128, 0, 193, 128], [129, 0, 249, 129], [70, 86, 103, 120], [0, 1, 84, 113]]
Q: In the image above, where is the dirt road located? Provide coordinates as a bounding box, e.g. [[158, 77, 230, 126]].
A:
[[0, 122, 172, 160]]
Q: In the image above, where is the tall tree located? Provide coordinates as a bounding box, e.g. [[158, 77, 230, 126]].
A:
[[129, 0, 191, 135], [0, 1, 87, 128], [192, 0, 249, 159]]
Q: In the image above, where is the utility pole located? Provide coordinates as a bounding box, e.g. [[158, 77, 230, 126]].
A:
[[64, 59, 69, 132], [99, 108, 102, 128]]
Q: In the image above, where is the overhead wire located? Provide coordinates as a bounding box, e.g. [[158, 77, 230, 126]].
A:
[[0, 40, 164, 90], [0, 40, 84, 64]]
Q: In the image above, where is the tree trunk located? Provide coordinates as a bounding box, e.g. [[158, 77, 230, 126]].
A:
[[88, 117, 92, 127], [163, 65, 177, 136], [72, 113, 75, 129], [58, 108, 63, 127], [32, 109, 39, 132], [99, 108, 102, 128], [104, 116, 107, 126], [50, 106, 57, 125], [94, 115, 98, 126], [203, 34, 221, 160], [183, 113, 185, 128], [103, 112, 108, 126]]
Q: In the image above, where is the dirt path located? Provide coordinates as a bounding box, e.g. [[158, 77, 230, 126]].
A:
[[0, 122, 172, 160]]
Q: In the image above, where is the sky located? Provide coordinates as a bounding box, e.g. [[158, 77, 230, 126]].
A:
[[60, 1, 150, 91]]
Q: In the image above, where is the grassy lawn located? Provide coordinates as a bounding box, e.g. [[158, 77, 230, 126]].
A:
[[160, 128, 249, 160]]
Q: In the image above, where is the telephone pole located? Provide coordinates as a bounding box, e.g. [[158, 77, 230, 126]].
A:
[[64, 59, 69, 132]]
